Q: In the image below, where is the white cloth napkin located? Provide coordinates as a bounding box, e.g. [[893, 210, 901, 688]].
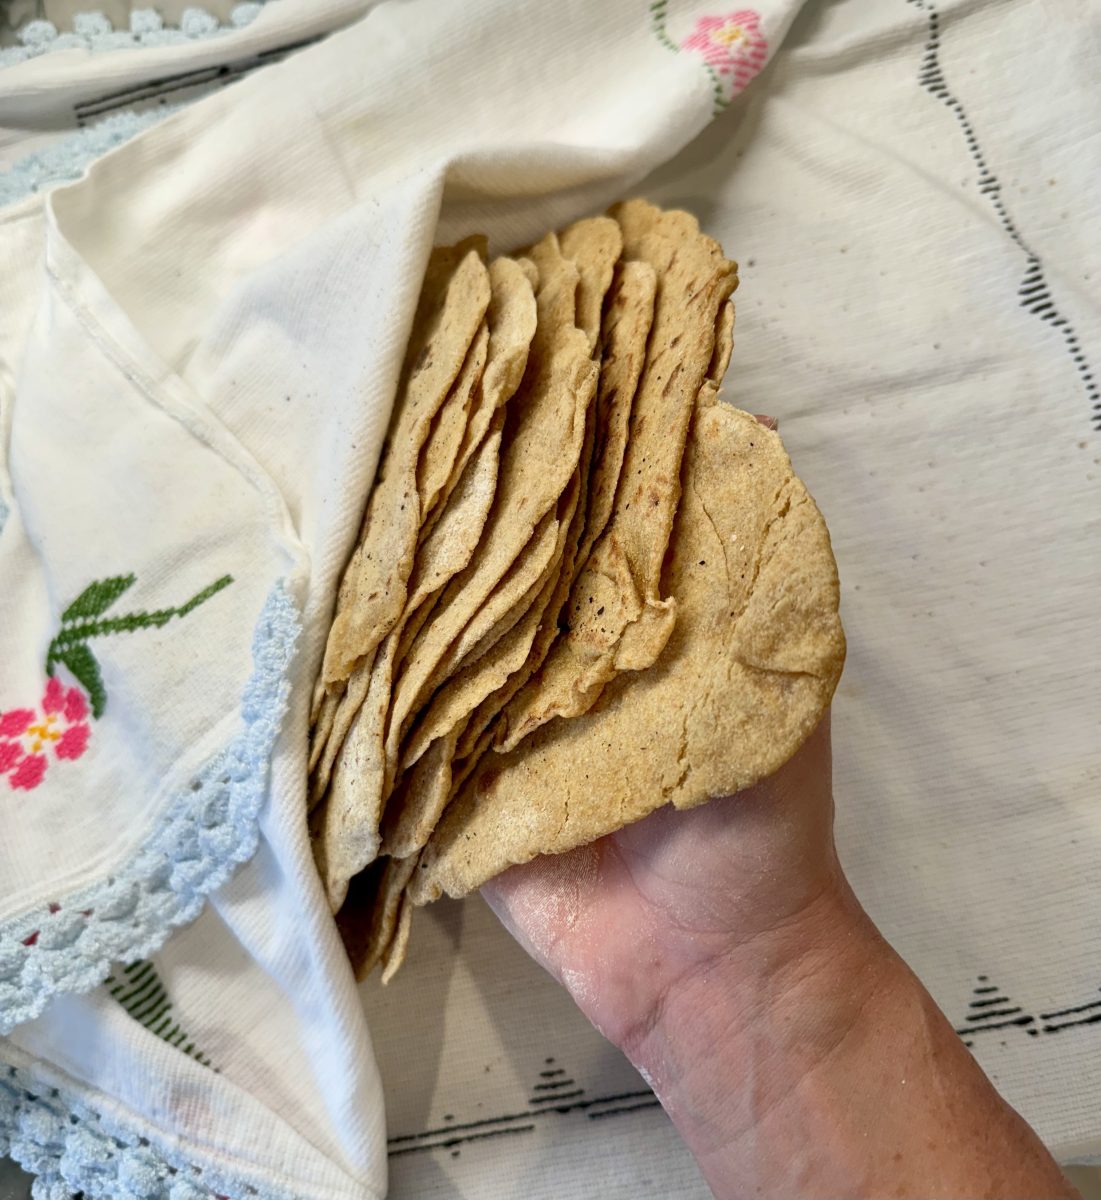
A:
[[0, 1, 798, 1195]]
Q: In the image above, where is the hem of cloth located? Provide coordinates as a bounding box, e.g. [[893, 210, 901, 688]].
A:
[[0, 1047, 381, 1200], [0, 580, 300, 1036]]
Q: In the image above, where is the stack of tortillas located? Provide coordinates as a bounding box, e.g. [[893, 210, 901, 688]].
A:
[[308, 199, 845, 981]]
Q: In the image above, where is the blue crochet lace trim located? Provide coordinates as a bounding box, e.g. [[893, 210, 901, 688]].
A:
[[0, 580, 299, 1036], [0, 6, 266, 69], [0, 1054, 301, 1200], [0, 107, 179, 209]]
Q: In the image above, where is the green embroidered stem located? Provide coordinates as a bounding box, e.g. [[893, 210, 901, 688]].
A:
[[703, 62, 730, 114], [649, 0, 727, 117], [61, 574, 136, 622], [106, 960, 215, 1069], [649, 0, 678, 53]]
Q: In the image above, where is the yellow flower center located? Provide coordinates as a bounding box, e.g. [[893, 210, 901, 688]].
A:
[[713, 24, 749, 49], [27, 713, 61, 753]]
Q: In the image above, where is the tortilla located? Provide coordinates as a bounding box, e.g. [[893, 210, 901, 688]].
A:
[[317, 485, 558, 909], [494, 203, 737, 751], [557, 215, 622, 353], [711, 299, 734, 387], [456, 362, 600, 761], [409, 403, 845, 902], [336, 854, 417, 981], [449, 725, 489, 798], [311, 633, 394, 910], [321, 241, 491, 686], [381, 232, 596, 784], [380, 891, 413, 984], [412, 409, 506, 604], [309, 412, 503, 807], [309, 662, 372, 811], [378, 435, 587, 891], [419, 257, 538, 545], [395, 468, 579, 785], [603, 200, 737, 603], [417, 324, 488, 524], [396, 219, 625, 775], [309, 684, 341, 773], [575, 260, 657, 570], [432, 511, 558, 682], [310, 409, 509, 898], [380, 723, 463, 859], [333, 860, 383, 980]]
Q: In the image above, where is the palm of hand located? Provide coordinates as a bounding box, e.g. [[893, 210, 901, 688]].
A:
[[482, 718, 837, 1052]]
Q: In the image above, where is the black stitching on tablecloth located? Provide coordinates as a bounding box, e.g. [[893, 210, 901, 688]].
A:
[[907, 0, 1100, 431]]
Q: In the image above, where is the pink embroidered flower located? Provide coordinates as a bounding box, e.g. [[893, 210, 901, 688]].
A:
[[0, 680, 92, 792], [681, 10, 768, 94]]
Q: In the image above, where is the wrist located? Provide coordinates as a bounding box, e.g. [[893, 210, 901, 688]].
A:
[[623, 876, 901, 1165], [620, 868, 884, 1060], [623, 881, 1077, 1200]]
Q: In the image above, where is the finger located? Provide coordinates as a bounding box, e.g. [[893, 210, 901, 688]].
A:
[[754, 413, 777, 430]]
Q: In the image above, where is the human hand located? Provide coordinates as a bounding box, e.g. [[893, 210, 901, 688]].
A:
[[481, 714, 846, 1056]]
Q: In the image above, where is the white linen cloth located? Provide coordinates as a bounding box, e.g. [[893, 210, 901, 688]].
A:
[[0, 0, 1099, 1197]]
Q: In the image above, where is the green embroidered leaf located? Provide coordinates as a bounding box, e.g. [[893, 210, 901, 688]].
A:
[[105, 960, 216, 1070], [52, 575, 235, 647], [177, 573, 233, 617], [54, 642, 106, 719], [61, 575, 136, 623]]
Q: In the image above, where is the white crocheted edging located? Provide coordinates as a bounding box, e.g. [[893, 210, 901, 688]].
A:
[[0, 580, 299, 1036], [0, 6, 266, 69], [0, 1053, 302, 1200]]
